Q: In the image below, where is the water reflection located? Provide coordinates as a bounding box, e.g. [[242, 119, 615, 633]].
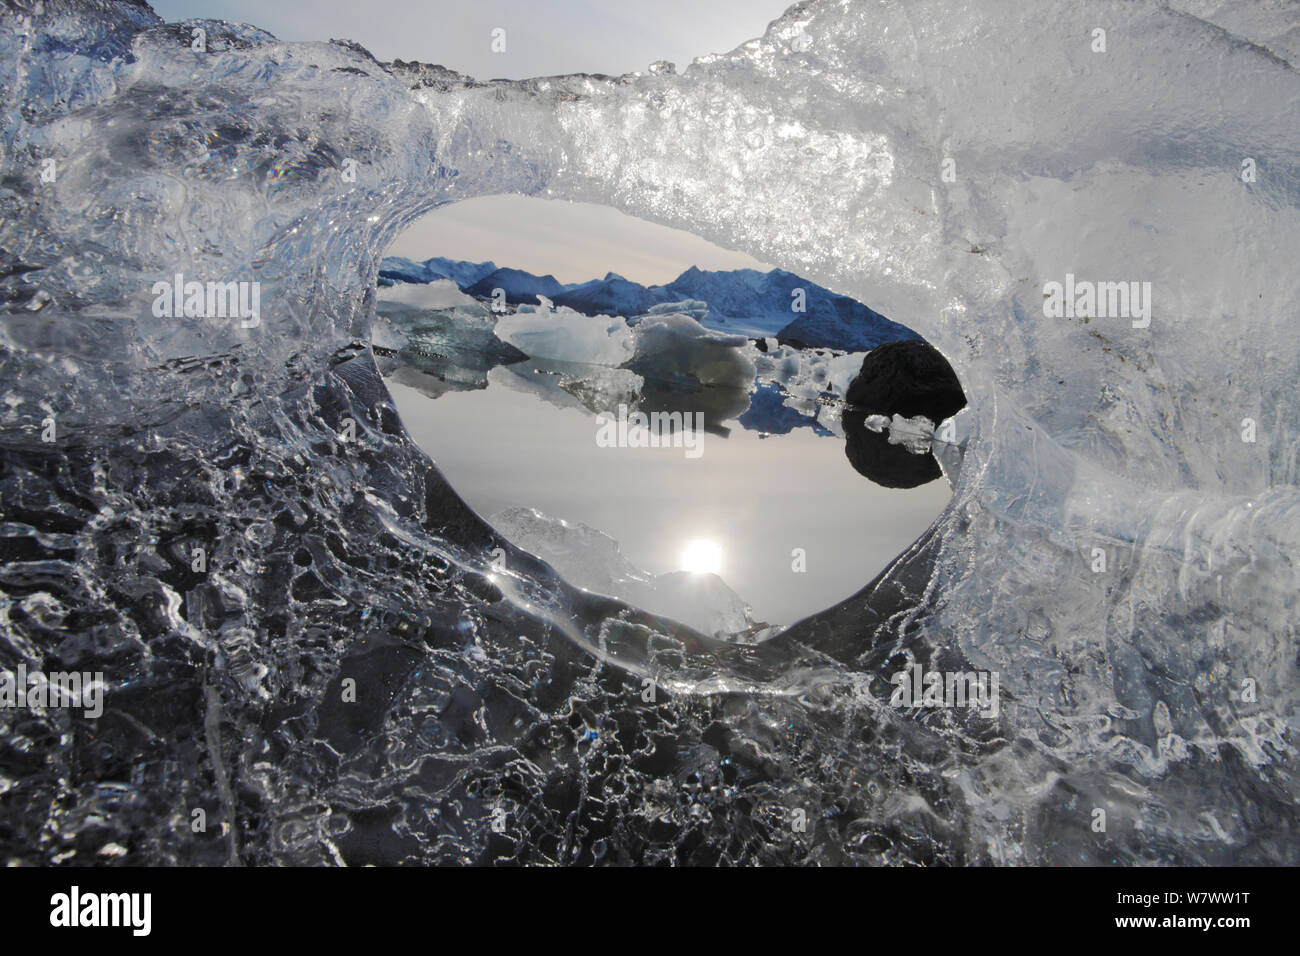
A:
[[386, 368, 951, 629], [841, 340, 968, 489], [842, 406, 944, 488], [374, 270, 961, 633]]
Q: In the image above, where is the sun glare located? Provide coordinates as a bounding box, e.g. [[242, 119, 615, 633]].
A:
[[680, 538, 723, 575]]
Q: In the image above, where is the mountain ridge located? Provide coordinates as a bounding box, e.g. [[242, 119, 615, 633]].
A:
[[378, 255, 921, 351]]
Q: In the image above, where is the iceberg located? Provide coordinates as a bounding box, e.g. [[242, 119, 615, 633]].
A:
[[493, 304, 637, 367], [627, 312, 756, 392], [0, 0, 1296, 866], [379, 255, 922, 345]]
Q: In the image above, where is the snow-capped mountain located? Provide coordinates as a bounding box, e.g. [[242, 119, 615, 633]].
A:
[[377, 256, 922, 351], [462, 266, 569, 301], [379, 256, 498, 286], [552, 272, 667, 317]]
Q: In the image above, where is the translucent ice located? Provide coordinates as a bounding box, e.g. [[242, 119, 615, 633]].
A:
[[1, 0, 1296, 865], [489, 507, 757, 638], [494, 305, 636, 366], [628, 312, 756, 391]]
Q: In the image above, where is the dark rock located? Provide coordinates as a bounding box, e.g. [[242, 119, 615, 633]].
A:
[[845, 340, 966, 423], [842, 340, 966, 489], [841, 411, 944, 487]]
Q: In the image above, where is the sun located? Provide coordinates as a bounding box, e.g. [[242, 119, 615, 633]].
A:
[[679, 538, 723, 575]]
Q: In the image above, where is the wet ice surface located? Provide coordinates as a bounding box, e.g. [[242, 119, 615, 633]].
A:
[[386, 372, 952, 631], [1, 0, 1297, 865]]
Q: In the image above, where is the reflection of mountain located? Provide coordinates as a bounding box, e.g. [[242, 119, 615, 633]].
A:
[[379, 256, 921, 352], [738, 382, 833, 437]]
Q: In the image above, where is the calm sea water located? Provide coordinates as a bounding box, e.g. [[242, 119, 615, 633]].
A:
[[388, 368, 951, 625]]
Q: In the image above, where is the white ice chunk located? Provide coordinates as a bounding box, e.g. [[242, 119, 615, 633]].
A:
[[493, 306, 635, 366], [859, 413, 937, 454], [630, 312, 755, 390], [378, 278, 478, 310], [883, 414, 936, 455]]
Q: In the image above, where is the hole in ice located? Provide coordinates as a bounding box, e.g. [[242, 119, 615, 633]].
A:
[[374, 196, 963, 636]]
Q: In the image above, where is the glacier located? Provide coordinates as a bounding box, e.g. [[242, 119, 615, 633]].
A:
[[0, 0, 1297, 865]]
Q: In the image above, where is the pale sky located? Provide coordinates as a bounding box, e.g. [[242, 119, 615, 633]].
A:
[[148, 0, 795, 79], [150, 1, 789, 282], [389, 197, 772, 286]]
